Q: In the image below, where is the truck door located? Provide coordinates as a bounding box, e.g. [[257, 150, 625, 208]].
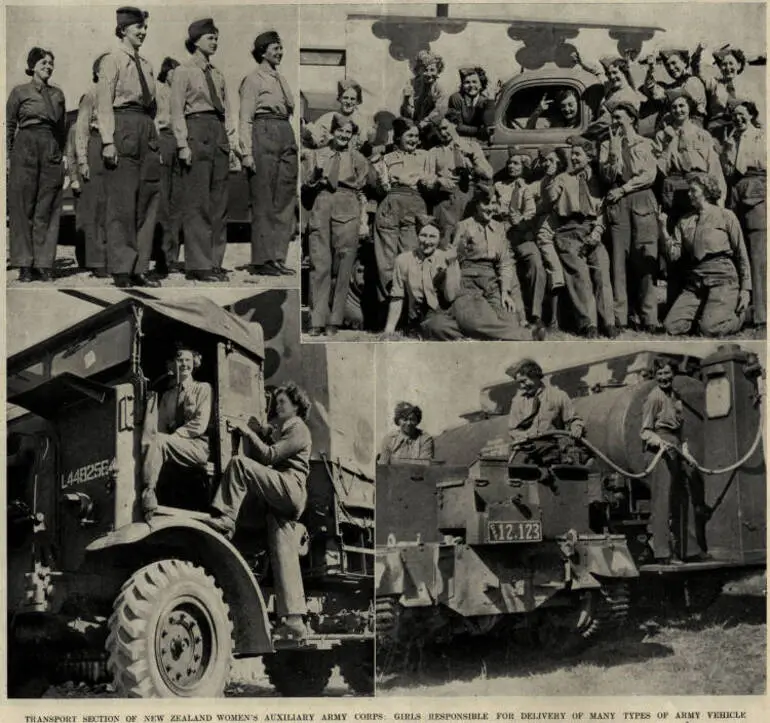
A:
[[10, 375, 137, 572], [216, 344, 266, 470]]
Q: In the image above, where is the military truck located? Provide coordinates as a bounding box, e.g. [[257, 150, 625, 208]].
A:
[[6, 293, 374, 698], [376, 345, 765, 658]]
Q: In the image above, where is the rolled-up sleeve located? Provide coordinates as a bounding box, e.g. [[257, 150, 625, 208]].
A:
[[75, 93, 93, 163], [640, 391, 662, 443]]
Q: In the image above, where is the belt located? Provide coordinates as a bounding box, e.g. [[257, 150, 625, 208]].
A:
[[18, 122, 56, 132], [114, 104, 153, 116], [187, 110, 225, 122], [389, 185, 421, 195], [253, 113, 289, 122], [695, 251, 732, 264]]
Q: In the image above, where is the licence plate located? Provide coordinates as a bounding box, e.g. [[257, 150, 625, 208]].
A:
[[487, 520, 542, 543]]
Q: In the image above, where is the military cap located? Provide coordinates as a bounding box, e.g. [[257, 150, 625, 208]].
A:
[[712, 44, 746, 73], [566, 135, 596, 157], [116, 6, 148, 28], [188, 18, 218, 44], [658, 47, 691, 65], [254, 30, 281, 49], [607, 99, 639, 120], [505, 358, 544, 380]]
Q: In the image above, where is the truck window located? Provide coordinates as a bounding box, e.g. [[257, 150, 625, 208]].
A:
[[503, 83, 584, 130]]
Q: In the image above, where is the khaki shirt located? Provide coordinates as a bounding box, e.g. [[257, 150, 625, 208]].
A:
[[508, 384, 583, 445], [379, 429, 435, 464], [239, 64, 295, 158], [249, 416, 312, 477], [641, 385, 684, 444], [158, 380, 212, 440]]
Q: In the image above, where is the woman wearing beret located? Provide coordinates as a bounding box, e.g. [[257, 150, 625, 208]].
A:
[[378, 402, 435, 465], [382, 214, 463, 340], [693, 43, 756, 138], [96, 6, 161, 288], [154, 56, 181, 276], [240, 30, 298, 278], [721, 100, 766, 328], [372, 117, 434, 310], [302, 79, 375, 153], [401, 50, 449, 147], [644, 48, 707, 124], [172, 18, 234, 282], [653, 90, 726, 307], [598, 101, 660, 332], [658, 173, 751, 336], [302, 114, 372, 337], [7, 47, 66, 282], [446, 66, 494, 141], [74, 53, 110, 278]]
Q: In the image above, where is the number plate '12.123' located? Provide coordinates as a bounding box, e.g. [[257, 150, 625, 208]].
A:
[[487, 520, 542, 543]]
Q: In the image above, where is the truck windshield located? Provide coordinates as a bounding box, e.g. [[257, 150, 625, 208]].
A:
[[8, 320, 134, 399], [504, 83, 584, 130]]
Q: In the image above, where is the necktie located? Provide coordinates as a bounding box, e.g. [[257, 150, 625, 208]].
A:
[[131, 52, 156, 116], [577, 172, 593, 215], [174, 387, 187, 430], [420, 256, 439, 310], [326, 151, 341, 190], [452, 143, 466, 172], [275, 72, 294, 115], [39, 85, 57, 122], [509, 182, 520, 216], [677, 128, 694, 172], [517, 393, 542, 431], [204, 65, 226, 117]]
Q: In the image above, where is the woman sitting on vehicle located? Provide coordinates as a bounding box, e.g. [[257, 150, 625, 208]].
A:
[[401, 50, 449, 145], [378, 402, 435, 465], [382, 214, 463, 340], [659, 173, 751, 337], [302, 79, 376, 153], [574, 50, 645, 118], [446, 66, 494, 141], [644, 48, 707, 123], [693, 43, 756, 139], [721, 99, 766, 329]]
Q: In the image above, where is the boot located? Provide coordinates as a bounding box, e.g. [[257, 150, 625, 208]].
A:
[[18, 267, 33, 283]]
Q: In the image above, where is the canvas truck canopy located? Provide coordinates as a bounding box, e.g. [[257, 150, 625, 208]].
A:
[[8, 296, 264, 403]]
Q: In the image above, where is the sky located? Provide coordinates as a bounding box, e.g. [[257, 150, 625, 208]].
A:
[[374, 340, 767, 444]]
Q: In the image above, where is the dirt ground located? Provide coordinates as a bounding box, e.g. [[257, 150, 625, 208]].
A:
[[377, 573, 767, 697]]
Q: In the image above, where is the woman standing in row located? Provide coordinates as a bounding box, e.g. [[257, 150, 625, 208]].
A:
[[240, 30, 298, 278], [7, 47, 66, 282]]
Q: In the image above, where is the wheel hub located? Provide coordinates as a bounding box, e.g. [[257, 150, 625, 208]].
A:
[[157, 607, 208, 690]]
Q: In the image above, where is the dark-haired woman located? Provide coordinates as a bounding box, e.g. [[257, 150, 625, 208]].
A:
[[303, 114, 372, 337], [372, 117, 434, 306], [302, 79, 375, 152], [446, 66, 493, 141], [694, 43, 755, 139], [645, 48, 707, 123], [721, 100, 766, 328], [641, 357, 709, 563], [378, 402, 435, 465], [527, 88, 586, 130], [382, 215, 463, 340], [7, 47, 66, 282], [74, 53, 109, 278], [654, 90, 726, 307], [659, 173, 751, 336], [207, 382, 313, 641], [96, 6, 161, 288], [172, 19, 233, 282], [155, 56, 181, 276], [240, 30, 298, 277]]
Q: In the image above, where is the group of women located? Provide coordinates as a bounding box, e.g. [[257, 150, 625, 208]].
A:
[[301, 43, 765, 339], [7, 7, 298, 285]]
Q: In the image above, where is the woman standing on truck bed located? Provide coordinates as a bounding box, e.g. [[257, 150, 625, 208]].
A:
[[240, 30, 298, 278], [7, 46, 66, 282]]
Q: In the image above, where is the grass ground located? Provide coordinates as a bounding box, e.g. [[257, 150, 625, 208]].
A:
[[377, 573, 767, 697]]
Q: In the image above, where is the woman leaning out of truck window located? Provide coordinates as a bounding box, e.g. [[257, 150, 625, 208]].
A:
[[658, 173, 751, 337], [302, 79, 376, 154], [303, 113, 372, 337], [721, 99, 766, 329], [446, 66, 493, 141], [381, 214, 463, 341], [7, 47, 66, 283], [372, 117, 435, 317]]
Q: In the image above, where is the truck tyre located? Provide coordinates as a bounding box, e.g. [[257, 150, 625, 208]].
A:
[[338, 642, 374, 695], [106, 559, 233, 698], [264, 650, 335, 696]]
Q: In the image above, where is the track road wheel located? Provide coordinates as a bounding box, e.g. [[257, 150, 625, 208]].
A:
[[106, 560, 233, 698], [338, 642, 374, 695], [264, 650, 335, 697], [536, 581, 631, 656]]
